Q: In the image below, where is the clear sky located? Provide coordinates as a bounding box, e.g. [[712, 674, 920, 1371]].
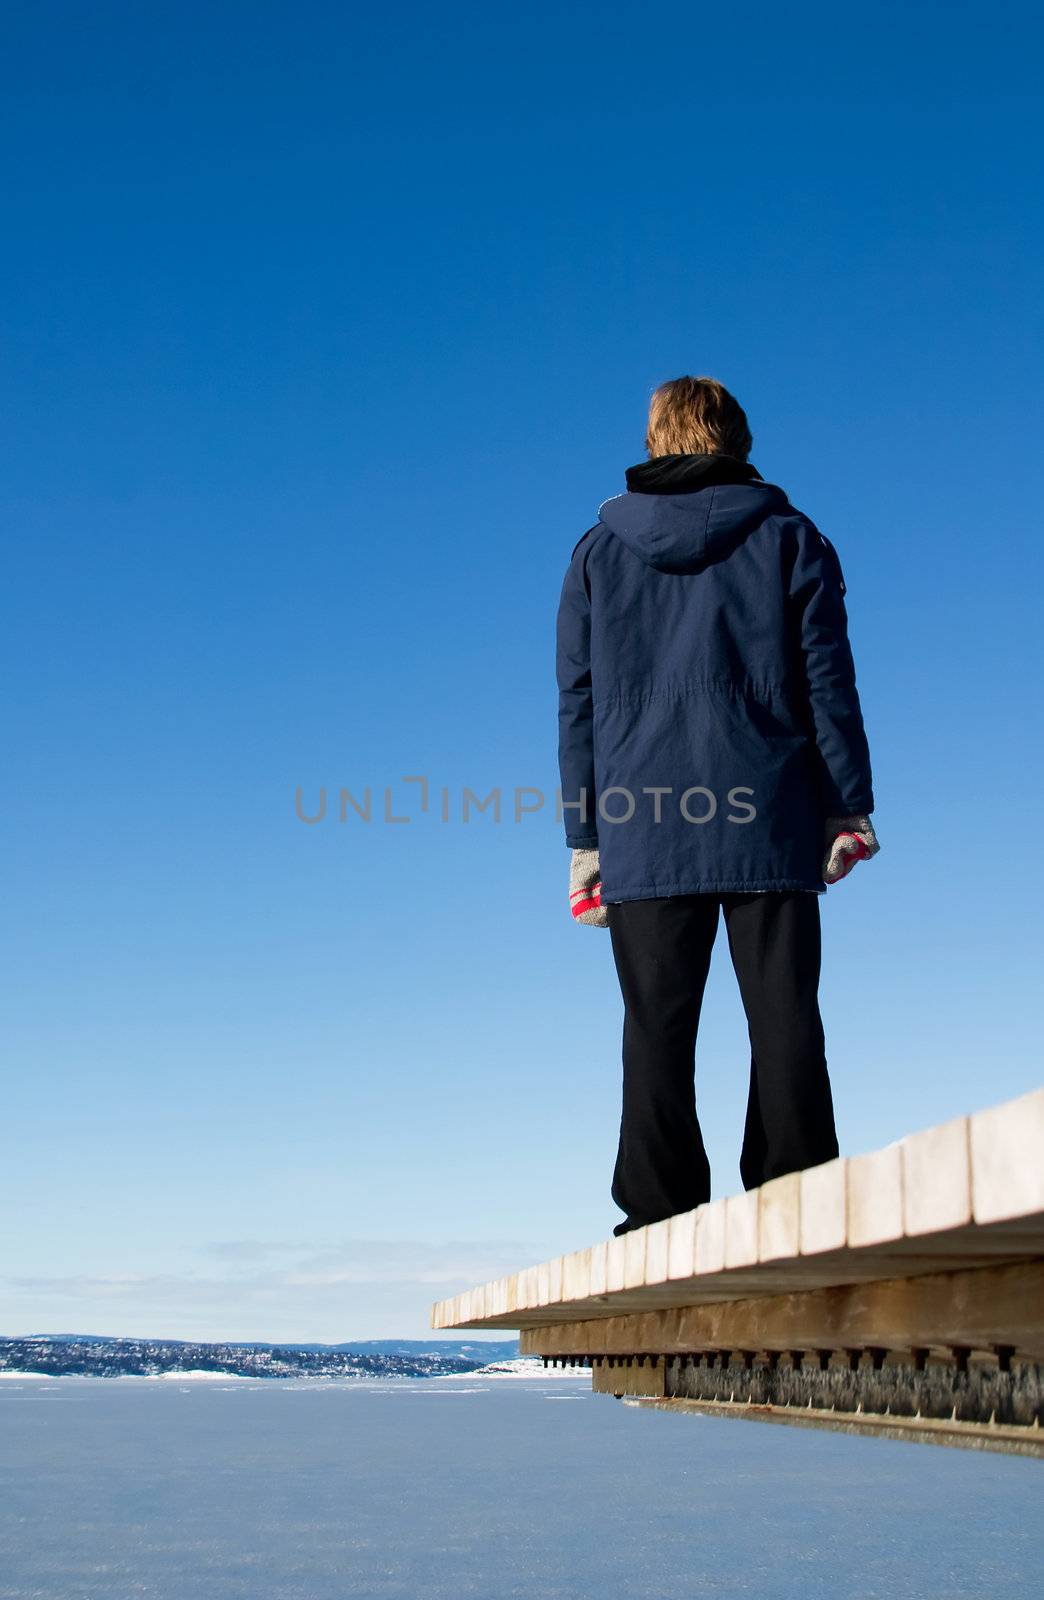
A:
[[3, 1, 1042, 1343]]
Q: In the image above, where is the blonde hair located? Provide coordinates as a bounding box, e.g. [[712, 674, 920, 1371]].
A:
[[645, 376, 753, 461]]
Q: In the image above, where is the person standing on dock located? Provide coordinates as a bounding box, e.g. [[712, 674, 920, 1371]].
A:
[[556, 376, 878, 1236]]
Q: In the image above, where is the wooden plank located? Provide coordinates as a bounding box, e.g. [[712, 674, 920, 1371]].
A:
[[902, 1115, 971, 1236], [725, 1191, 759, 1268], [971, 1088, 1044, 1227], [589, 1240, 608, 1296], [800, 1158, 846, 1256], [759, 1173, 801, 1262], [624, 1228, 647, 1289], [561, 1249, 590, 1302], [846, 1143, 903, 1248], [667, 1209, 699, 1279], [645, 1218, 671, 1283], [695, 1199, 726, 1273], [606, 1235, 627, 1293]]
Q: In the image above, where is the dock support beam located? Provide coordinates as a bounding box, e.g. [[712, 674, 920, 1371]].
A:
[[523, 1261, 1044, 1455]]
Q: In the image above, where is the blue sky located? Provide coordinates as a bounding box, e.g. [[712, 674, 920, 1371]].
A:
[[2, 1, 1042, 1341]]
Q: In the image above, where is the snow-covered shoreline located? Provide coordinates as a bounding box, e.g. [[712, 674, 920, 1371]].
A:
[[0, 1369, 256, 1382], [436, 1358, 586, 1381], [0, 1361, 587, 1384]]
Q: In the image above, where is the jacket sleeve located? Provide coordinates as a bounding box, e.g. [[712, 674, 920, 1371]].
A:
[[788, 520, 875, 818], [556, 536, 599, 848]]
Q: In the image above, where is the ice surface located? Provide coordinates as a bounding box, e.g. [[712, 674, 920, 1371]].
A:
[[0, 1377, 1038, 1599]]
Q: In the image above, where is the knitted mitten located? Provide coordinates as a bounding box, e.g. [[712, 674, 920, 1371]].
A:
[[823, 815, 880, 884], [569, 848, 608, 928]]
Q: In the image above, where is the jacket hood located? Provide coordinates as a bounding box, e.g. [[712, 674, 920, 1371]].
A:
[[598, 453, 789, 573]]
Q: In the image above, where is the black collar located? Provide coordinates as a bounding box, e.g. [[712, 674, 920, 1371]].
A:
[[624, 453, 762, 494]]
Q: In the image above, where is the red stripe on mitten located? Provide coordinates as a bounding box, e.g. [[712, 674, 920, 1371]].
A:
[[823, 816, 879, 884]]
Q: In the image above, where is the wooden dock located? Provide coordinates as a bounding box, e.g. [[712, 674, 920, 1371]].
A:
[[432, 1089, 1044, 1456]]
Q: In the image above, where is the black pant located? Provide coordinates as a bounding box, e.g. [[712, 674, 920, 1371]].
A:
[[607, 892, 838, 1232]]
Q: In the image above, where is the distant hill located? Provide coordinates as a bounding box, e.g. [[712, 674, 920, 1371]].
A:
[[0, 1335, 520, 1379]]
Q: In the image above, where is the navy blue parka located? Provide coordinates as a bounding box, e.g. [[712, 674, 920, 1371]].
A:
[[556, 454, 875, 900]]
